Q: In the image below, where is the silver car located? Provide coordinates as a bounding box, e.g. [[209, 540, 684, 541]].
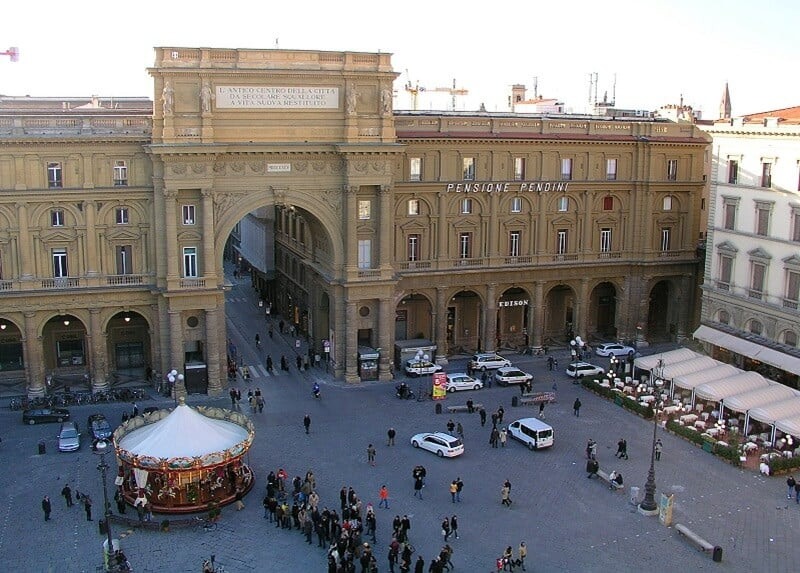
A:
[[57, 421, 81, 452]]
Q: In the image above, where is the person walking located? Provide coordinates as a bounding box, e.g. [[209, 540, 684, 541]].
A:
[[132, 402, 139, 417], [456, 422, 464, 440], [455, 477, 463, 502], [547, 355, 554, 371], [388, 427, 396, 446], [573, 398, 582, 417], [655, 439, 663, 461], [501, 484, 512, 507], [788, 475, 797, 500], [499, 428, 508, 448], [441, 517, 451, 542], [449, 480, 458, 503], [450, 515, 459, 540], [615, 438, 626, 459], [414, 555, 425, 573], [795, 480, 800, 504], [479, 408, 487, 427], [61, 484, 73, 507], [446, 419, 455, 434], [303, 414, 311, 435], [518, 541, 527, 571], [538, 401, 545, 419], [367, 443, 377, 466], [490, 427, 500, 448], [498, 406, 505, 424], [42, 495, 52, 521], [620, 438, 629, 460], [255, 333, 261, 348], [379, 485, 390, 509], [413, 475, 424, 499], [83, 495, 93, 521]]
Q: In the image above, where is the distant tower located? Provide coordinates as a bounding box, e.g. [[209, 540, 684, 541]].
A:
[[510, 84, 526, 111], [719, 82, 731, 119]]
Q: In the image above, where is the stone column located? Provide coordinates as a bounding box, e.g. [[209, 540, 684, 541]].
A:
[[205, 308, 222, 395], [378, 298, 393, 380], [578, 278, 589, 339], [89, 308, 109, 392], [484, 283, 497, 351], [344, 186, 359, 274], [164, 189, 179, 280], [17, 203, 34, 279], [488, 192, 498, 263], [84, 201, 99, 276], [532, 281, 544, 349], [379, 185, 393, 273], [168, 310, 186, 399], [202, 189, 216, 282], [24, 312, 45, 398], [675, 275, 692, 343], [435, 287, 449, 364], [437, 192, 448, 262], [345, 301, 359, 383]]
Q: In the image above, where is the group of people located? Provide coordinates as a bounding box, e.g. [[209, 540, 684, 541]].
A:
[[41, 484, 94, 523]]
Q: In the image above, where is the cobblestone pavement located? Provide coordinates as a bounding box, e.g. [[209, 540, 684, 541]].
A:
[[1, 277, 798, 572]]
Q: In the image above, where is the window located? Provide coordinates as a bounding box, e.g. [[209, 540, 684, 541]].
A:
[[510, 197, 522, 213], [47, 162, 63, 188], [115, 245, 132, 275], [113, 160, 128, 186], [115, 207, 129, 225], [602, 196, 614, 211], [557, 230, 568, 255], [600, 228, 612, 253], [723, 202, 736, 230], [409, 158, 422, 182], [462, 157, 475, 181], [667, 159, 678, 181], [358, 200, 371, 220], [727, 160, 739, 184], [718, 255, 733, 290], [182, 247, 198, 277], [514, 157, 526, 180], [750, 262, 766, 299], [459, 233, 472, 259], [606, 159, 617, 181], [793, 211, 800, 242], [182, 205, 195, 225], [51, 209, 65, 227], [407, 199, 420, 216], [718, 309, 730, 325], [662, 196, 673, 211], [509, 231, 520, 257], [407, 234, 420, 261], [557, 196, 569, 212], [755, 203, 771, 236], [786, 270, 800, 308], [749, 320, 763, 336], [461, 198, 473, 214], [660, 228, 671, 251], [761, 162, 772, 188], [52, 248, 68, 278], [786, 331, 799, 347], [358, 239, 372, 269], [561, 158, 573, 181]]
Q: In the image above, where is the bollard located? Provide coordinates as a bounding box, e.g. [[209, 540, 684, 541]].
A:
[[38, 440, 46, 455], [435, 403, 442, 415], [512, 396, 519, 407], [712, 546, 723, 563]]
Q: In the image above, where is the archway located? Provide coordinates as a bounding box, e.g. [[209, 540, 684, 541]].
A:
[[396, 294, 434, 341], [447, 290, 483, 354], [647, 280, 671, 340], [544, 284, 576, 343], [497, 287, 531, 350], [42, 314, 89, 389], [590, 281, 617, 337], [0, 318, 24, 384], [106, 311, 152, 384]]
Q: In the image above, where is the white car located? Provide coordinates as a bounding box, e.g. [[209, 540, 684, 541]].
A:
[[469, 353, 512, 371], [410, 432, 464, 458], [404, 360, 443, 377], [565, 362, 605, 378], [445, 373, 483, 393], [494, 366, 534, 386], [595, 342, 636, 357]]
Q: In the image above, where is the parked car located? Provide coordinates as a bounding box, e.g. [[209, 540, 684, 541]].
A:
[[404, 359, 443, 377], [57, 421, 81, 452], [87, 413, 112, 441], [410, 432, 464, 458], [595, 342, 636, 357], [565, 362, 605, 378], [469, 353, 512, 371], [507, 418, 554, 450], [445, 373, 483, 393], [142, 406, 160, 415], [23, 407, 71, 425], [494, 366, 534, 386]]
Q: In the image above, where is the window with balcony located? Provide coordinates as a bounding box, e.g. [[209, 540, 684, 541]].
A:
[[606, 159, 617, 181], [183, 247, 198, 277], [510, 197, 522, 213], [462, 157, 475, 181], [407, 234, 420, 261], [461, 198, 473, 214], [786, 270, 800, 309], [718, 254, 733, 290], [514, 157, 526, 180], [557, 196, 569, 212], [47, 162, 63, 188], [561, 158, 573, 181], [509, 231, 521, 257], [358, 239, 372, 269], [660, 228, 671, 251], [52, 248, 68, 278], [600, 228, 612, 253], [761, 162, 772, 188], [115, 245, 132, 275], [667, 159, 678, 181], [51, 209, 65, 227], [113, 160, 128, 186], [115, 207, 129, 225], [750, 262, 766, 299], [459, 233, 472, 259], [409, 157, 422, 182], [557, 229, 568, 255], [182, 205, 196, 225], [407, 199, 420, 216], [755, 202, 771, 236], [727, 159, 739, 184], [603, 196, 613, 211], [358, 200, 371, 220]]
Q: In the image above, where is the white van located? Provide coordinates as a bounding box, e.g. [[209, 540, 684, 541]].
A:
[[507, 417, 554, 450]]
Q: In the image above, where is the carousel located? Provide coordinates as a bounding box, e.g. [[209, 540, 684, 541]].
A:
[[112, 398, 255, 514]]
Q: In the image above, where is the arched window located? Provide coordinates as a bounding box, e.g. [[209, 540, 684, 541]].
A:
[[718, 309, 730, 325], [784, 331, 798, 348], [748, 320, 763, 336]]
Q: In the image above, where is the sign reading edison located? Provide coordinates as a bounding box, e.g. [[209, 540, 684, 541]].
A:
[[216, 86, 339, 109]]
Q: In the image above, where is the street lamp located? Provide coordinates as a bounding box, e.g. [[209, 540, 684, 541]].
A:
[[639, 358, 664, 515], [94, 439, 118, 570]]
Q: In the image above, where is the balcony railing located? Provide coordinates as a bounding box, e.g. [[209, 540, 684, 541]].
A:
[[748, 289, 763, 300], [453, 258, 485, 267], [552, 254, 579, 262], [597, 252, 621, 260], [179, 278, 206, 289], [107, 274, 145, 286], [41, 277, 81, 289], [398, 261, 432, 271], [357, 269, 382, 279], [784, 299, 799, 310], [503, 256, 533, 265]]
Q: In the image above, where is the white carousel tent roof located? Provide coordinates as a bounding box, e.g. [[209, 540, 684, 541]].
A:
[[117, 403, 249, 459], [634, 348, 700, 372]]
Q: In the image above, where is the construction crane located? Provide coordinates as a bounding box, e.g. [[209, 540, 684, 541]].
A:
[[405, 71, 468, 111], [1, 46, 19, 62]]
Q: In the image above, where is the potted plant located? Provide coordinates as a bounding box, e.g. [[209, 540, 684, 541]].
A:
[[207, 501, 221, 522]]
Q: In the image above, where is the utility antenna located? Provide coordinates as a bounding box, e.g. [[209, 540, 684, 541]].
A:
[[1, 46, 19, 62], [612, 73, 617, 106], [533, 76, 538, 99], [274, 38, 279, 49]]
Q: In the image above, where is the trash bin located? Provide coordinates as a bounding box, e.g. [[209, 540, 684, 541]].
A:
[[629, 486, 640, 505], [512, 396, 519, 407], [99, 518, 107, 535], [38, 440, 46, 455], [435, 403, 442, 415], [712, 546, 723, 562]]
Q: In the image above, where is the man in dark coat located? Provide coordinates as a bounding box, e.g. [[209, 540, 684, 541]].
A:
[[42, 496, 52, 521]]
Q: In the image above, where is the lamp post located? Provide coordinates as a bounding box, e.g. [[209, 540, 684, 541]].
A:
[[94, 439, 117, 570], [639, 358, 664, 515]]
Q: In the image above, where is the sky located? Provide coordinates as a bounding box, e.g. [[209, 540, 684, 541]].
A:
[[1, 0, 798, 118]]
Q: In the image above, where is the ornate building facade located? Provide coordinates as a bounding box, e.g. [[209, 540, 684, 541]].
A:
[[0, 47, 709, 396]]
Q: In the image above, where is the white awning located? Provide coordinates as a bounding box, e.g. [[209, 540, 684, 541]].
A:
[[694, 325, 800, 376], [673, 364, 740, 391], [749, 400, 800, 426], [694, 371, 771, 402], [722, 383, 798, 414], [775, 414, 800, 437], [660, 356, 720, 380], [634, 348, 701, 372]]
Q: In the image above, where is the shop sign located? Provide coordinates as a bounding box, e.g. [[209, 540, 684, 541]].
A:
[[445, 182, 570, 193], [498, 300, 529, 308]]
